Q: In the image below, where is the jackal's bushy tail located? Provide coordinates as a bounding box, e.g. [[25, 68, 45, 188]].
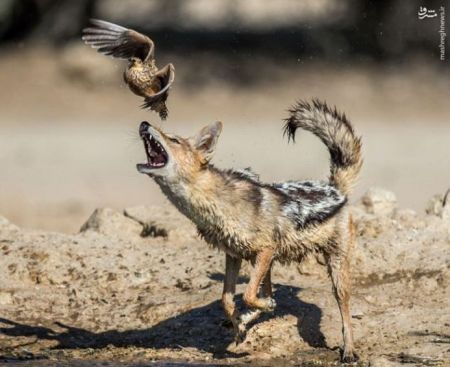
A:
[[283, 99, 362, 196]]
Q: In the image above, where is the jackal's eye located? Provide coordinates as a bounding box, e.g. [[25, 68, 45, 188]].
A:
[[168, 136, 181, 144]]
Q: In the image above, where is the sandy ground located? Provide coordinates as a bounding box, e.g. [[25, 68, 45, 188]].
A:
[[0, 46, 449, 233], [0, 192, 449, 366]]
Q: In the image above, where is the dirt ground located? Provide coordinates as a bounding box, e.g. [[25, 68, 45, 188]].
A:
[[0, 190, 449, 366]]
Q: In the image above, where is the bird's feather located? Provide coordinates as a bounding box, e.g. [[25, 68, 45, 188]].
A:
[[82, 19, 154, 62]]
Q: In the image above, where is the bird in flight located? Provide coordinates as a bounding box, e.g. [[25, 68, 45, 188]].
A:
[[82, 19, 175, 120]]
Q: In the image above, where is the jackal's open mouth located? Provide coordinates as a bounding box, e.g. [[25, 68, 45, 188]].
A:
[[137, 123, 168, 171]]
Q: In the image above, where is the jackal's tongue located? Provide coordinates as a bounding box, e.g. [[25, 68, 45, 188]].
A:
[[150, 152, 165, 165], [147, 143, 166, 166]]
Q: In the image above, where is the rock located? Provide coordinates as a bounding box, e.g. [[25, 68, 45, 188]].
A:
[[394, 208, 416, 221], [394, 209, 423, 229], [124, 205, 196, 238], [416, 277, 439, 293], [364, 295, 377, 304], [443, 205, 450, 222], [426, 190, 450, 221], [80, 208, 142, 238], [362, 188, 397, 216], [0, 291, 13, 305], [426, 194, 444, 216], [0, 216, 10, 227], [0, 215, 18, 231], [369, 356, 402, 366], [351, 309, 365, 319]]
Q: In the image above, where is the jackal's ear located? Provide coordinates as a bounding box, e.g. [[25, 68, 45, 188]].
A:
[[192, 121, 223, 163]]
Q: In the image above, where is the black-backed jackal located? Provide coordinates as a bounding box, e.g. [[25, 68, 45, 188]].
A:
[[137, 99, 362, 362]]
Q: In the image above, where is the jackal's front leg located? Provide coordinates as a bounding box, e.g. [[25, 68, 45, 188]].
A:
[[238, 262, 274, 327], [260, 265, 273, 298], [221, 254, 244, 343], [243, 248, 276, 311]]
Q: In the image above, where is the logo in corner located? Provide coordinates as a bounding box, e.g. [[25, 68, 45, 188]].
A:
[[418, 6, 438, 19]]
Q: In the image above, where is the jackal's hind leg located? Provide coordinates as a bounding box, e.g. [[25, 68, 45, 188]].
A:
[[327, 251, 358, 363], [221, 254, 244, 343], [243, 248, 276, 311]]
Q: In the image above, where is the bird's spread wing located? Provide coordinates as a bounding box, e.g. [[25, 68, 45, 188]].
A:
[[142, 64, 175, 119], [82, 19, 154, 62]]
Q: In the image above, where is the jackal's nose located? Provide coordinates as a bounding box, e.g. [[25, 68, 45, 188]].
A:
[[139, 121, 150, 137]]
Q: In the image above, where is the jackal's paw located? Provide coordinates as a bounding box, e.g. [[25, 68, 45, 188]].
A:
[[341, 349, 359, 364], [249, 297, 276, 312], [239, 309, 261, 325]]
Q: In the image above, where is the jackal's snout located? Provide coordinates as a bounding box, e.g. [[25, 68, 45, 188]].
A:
[[139, 121, 151, 137], [137, 121, 169, 173]]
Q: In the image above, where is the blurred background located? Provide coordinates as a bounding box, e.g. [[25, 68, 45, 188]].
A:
[[0, 0, 448, 233]]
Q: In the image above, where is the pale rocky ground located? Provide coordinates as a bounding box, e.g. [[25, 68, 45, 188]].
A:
[[0, 189, 449, 366]]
